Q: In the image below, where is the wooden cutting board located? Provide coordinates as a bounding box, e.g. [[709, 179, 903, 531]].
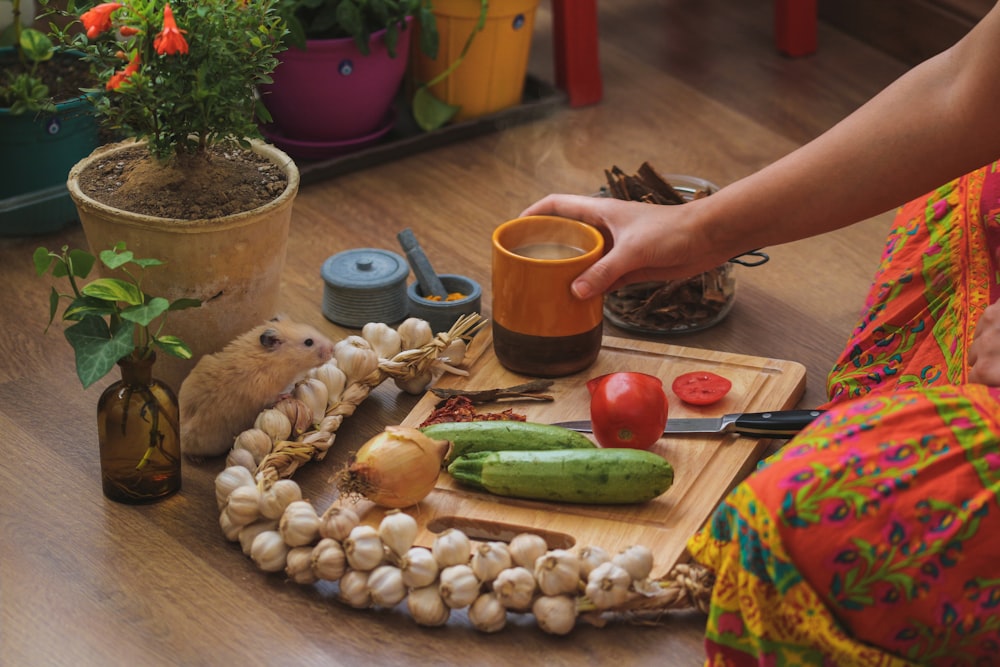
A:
[[354, 328, 806, 579]]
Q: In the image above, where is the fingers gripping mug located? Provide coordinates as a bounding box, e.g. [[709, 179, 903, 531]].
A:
[[491, 216, 605, 377]]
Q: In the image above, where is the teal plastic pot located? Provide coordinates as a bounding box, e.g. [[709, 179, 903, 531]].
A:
[[0, 50, 102, 236]]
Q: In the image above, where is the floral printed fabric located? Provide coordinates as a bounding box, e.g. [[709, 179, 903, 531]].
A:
[[687, 163, 1000, 666]]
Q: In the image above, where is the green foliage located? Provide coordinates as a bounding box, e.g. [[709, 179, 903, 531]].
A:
[[277, 0, 438, 59], [44, 0, 289, 161], [0, 0, 60, 115], [34, 242, 201, 389]]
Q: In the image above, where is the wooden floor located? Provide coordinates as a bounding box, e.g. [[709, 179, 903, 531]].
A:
[[1, 1, 918, 665]]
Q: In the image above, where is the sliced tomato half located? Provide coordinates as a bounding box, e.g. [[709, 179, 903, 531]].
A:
[[671, 371, 732, 406]]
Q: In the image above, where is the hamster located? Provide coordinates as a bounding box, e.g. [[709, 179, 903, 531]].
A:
[[179, 317, 335, 458]]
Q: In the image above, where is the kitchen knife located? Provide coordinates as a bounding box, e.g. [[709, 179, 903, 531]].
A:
[[552, 409, 824, 439]]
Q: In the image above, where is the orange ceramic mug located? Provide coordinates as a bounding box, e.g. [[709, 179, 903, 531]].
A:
[[491, 215, 605, 377]]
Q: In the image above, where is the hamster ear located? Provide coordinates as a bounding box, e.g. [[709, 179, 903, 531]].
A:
[[259, 328, 282, 350]]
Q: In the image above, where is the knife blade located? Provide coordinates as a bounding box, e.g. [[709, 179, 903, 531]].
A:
[[552, 409, 824, 439]]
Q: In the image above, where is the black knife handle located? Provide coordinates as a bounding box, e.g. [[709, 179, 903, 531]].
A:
[[732, 409, 824, 438]]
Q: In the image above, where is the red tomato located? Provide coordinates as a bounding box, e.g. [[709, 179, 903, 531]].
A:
[[671, 371, 732, 406], [586, 372, 669, 449]]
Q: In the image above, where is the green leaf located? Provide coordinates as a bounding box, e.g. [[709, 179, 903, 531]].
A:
[[62, 295, 120, 321], [154, 335, 194, 360], [132, 257, 164, 269], [67, 249, 96, 279], [99, 247, 134, 270], [120, 297, 170, 327], [19, 29, 55, 64], [47, 287, 60, 328], [168, 298, 202, 312], [33, 247, 53, 276], [64, 317, 136, 388], [412, 86, 459, 132], [81, 278, 144, 306]]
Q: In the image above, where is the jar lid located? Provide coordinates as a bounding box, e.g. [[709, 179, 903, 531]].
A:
[[321, 249, 409, 327]]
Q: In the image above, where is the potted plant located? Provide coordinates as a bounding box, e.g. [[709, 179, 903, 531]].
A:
[[258, 0, 439, 157], [409, 0, 538, 127], [0, 0, 101, 236], [34, 242, 200, 503], [44, 0, 300, 390]]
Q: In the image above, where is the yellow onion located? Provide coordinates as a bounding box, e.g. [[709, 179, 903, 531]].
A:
[[336, 426, 450, 508]]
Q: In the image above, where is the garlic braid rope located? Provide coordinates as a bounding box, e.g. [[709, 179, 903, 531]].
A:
[[215, 312, 716, 633]]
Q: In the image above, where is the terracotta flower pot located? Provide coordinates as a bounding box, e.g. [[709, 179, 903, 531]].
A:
[[67, 139, 300, 390]]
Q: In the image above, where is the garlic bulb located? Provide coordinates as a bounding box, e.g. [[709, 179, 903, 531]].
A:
[[576, 544, 611, 578], [239, 519, 279, 557], [225, 446, 256, 472], [215, 465, 255, 510], [338, 569, 371, 608], [393, 368, 434, 396], [368, 565, 407, 607], [613, 544, 654, 581], [400, 546, 439, 589], [532, 595, 577, 635], [432, 528, 470, 568], [219, 508, 241, 542], [225, 484, 262, 527], [272, 397, 314, 436], [259, 479, 303, 520], [492, 566, 536, 611], [344, 525, 384, 571], [333, 336, 379, 384], [438, 564, 480, 609], [585, 561, 631, 609], [293, 378, 329, 424], [279, 500, 320, 547], [285, 546, 317, 585], [254, 408, 292, 442], [469, 592, 507, 633], [311, 361, 347, 405], [398, 317, 433, 349], [233, 428, 274, 465], [509, 533, 548, 569], [319, 504, 360, 541], [534, 549, 581, 596], [311, 538, 347, 582], [471, 541, 512, 583], [407, 585, 451, 627], [362, 322, 402, 359], [439, 338, 467, 367], [251, 530, 289, 573], [378, 510, 418, 559]]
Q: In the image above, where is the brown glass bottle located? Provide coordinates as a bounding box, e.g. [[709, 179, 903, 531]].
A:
[[96, 354, 181, 504]]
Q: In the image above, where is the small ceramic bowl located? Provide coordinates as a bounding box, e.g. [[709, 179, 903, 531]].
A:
[[405, 274, 482, 334]]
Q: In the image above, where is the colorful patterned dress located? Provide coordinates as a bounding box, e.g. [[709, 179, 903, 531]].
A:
[[687, 162, 1000, 666]]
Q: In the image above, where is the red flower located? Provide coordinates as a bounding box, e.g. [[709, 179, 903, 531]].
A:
[[106, 54, 141, 90], [153, 5, 188, 55], [80, 2, 123, 39], [119, 25, 140, 37]]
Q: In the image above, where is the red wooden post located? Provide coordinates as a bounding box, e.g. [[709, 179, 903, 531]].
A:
[[774, 0, 818, 57], [551, 0, 603, 107]]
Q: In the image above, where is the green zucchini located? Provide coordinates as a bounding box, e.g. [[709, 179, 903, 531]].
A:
[[421, 420, 597, 466], [447, 448, 674, 505]]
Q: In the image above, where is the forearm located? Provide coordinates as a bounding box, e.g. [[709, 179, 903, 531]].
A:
[[700, 4, 1000, 255]]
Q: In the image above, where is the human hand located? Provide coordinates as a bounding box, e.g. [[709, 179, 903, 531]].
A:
[[969, 300, 1000, 386], [519, 194, 733, 299]]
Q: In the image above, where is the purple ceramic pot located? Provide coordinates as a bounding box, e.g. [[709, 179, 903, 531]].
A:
[[260, 20, 412, 142]]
